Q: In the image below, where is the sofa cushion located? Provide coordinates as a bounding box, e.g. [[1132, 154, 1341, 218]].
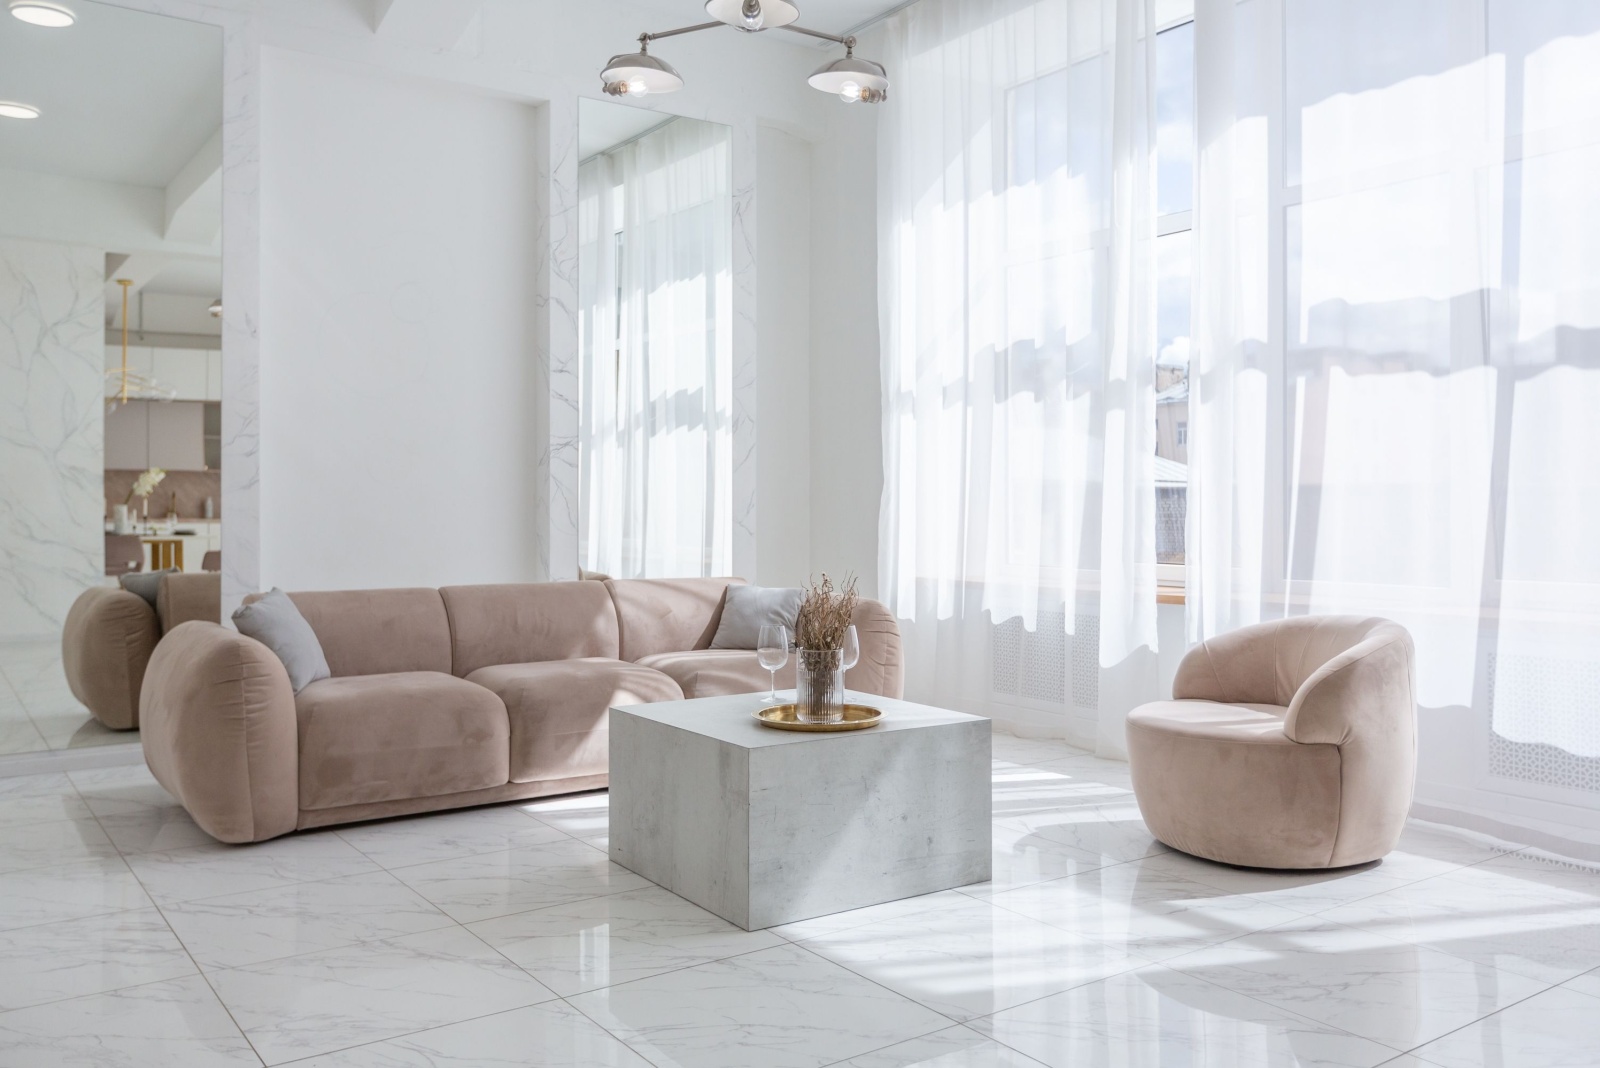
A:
[[294, 672, 509, 810], [285, 589, 454, 678], [233, 589, 331, 693], [466, 659, 682, 784], [709, 585, 802, 649], [605, 577, 742, 662], [441, 583, 620, 677], [637, 649, 794, 699]]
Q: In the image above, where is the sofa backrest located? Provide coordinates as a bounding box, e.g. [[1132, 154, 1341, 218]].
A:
[[440, 582, 620, 677], [157, 572, 221, 633], [286, 588, 453, 677], [604, 577, 742, 662]]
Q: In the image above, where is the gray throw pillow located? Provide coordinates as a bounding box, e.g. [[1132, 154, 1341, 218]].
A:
[[119, 568, 177, 607], [232, 588, 331, 693], [710, 585, 803, 650]]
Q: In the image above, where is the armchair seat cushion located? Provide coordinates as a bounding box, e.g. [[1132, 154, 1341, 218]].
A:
[[637, 649, 795, 699], [466, 659, 682, 784], [1127, 700, 1343, 869], [295, 672, 509, 810]]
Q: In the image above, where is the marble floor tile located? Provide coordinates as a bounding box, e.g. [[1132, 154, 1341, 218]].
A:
[[569, 942, 951, 1068], [334, 806, 569, 868], [0, 974, 260, 1067], [989, 858, 1308, 961], [1319, 857, 1600, 985], [390, 837, 651, 923], [517, 789, 611, 839], [988, 732, 1092, 766], [208, 925, 557, 1064], [1563, 966, 1600, 999], [27, 706, 125, 750], [0, 815, 119, 873], [838, 1025, 1051, 1067], [96, 805, 218, 855], [0, 772, 92, 828], [1026, 754, 1137, 791], [958, 818, 1114, 896], [0, 907, 194, 1010], [0, 856, 152, 931], [1404, 984, 1600, 1068], [1137, 845, 1466, 917], [67, 762, 176, 812], [769, 889, 989, 942], [794, 895, 1141, 1021], [287, 1002, 653, 1067], [160, 870, 456, 970], [1163, 915, 1550, 1050], [971, 964, 1400, 1068], [124, 831, 382, 905], [468, 884, 783, 996], [0, 714, 48, 756], [993, 804, 1169, 868]]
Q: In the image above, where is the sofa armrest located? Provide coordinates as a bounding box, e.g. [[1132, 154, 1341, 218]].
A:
[[846, 599, 904, 700], [61, 586, 159, 730], [1283, 626, 1415, 746], [139, 621, 299, 843]]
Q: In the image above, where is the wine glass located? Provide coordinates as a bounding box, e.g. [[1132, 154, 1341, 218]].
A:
[[841, 624, 860, 686], [757, 624, 789, 705]]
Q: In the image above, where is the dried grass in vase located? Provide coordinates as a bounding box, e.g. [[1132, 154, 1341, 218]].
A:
[[795, 574, 858, 720]]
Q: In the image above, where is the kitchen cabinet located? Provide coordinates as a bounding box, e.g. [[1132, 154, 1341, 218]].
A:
[[147, 401, 205, 471]]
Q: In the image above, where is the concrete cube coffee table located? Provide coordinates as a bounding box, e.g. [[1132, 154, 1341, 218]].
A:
[[609, 692, 991, 930]]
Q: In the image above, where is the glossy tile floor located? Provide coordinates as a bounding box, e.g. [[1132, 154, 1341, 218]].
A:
[[0, 735, 1596, 1066], [0, 639, 129, 755]]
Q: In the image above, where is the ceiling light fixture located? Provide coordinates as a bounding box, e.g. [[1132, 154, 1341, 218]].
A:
[[600, 1, 888, 104], [0, 101, 40, 119], [209, 297, 222, 318], [8, 0, 74, 26]]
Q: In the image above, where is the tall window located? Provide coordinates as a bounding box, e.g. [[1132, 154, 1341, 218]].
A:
[[1155, 13, 1194, 569]]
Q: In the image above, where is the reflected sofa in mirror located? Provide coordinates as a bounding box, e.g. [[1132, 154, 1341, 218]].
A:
[[0, 0, 222, 752], [577, 98, 734, 581]]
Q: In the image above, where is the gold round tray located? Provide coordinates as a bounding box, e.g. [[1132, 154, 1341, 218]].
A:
[[754, 703, 883, 732]]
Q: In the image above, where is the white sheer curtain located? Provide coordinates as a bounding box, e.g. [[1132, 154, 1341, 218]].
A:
[[878, 0, 1160, 755], [1191, 0, 1600, 759], [578, 119, 733, 579]]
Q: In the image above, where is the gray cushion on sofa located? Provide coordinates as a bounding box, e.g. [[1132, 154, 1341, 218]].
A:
[[119, 568, 177, 607], [232, 588, 331, 692], [710, 585, 803, 650]]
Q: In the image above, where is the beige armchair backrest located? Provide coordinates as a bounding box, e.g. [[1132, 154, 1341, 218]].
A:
[[1174, 616, 1411, 713]]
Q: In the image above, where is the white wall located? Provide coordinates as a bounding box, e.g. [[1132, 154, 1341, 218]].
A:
[[0, 238, 104, 640], [807, 103, 883, 595], [755, 125, 812, 587], [259, 50, 542, 590]]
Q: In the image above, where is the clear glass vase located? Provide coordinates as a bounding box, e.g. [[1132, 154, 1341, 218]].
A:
[[795, 647, 845, 723]]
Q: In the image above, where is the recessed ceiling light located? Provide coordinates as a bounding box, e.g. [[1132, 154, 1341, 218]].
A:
[[0, 102, 41, 120], [8, 1, 75, 27]]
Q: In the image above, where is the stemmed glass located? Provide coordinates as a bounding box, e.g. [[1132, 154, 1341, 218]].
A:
[[841, 624, 860, 693], [757, 624, 789, 705]]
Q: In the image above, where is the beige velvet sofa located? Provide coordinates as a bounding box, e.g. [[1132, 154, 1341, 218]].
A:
[[140, 578, 903, 844], [1127, 616, 1415, 870], [61, 572, 221, 730]]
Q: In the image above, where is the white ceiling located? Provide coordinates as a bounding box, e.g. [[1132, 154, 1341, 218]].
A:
[[623, 0, 907, 39], [579, 99, 683, 159], [0, 0, 222, 187], [143, 258, 223, 298]]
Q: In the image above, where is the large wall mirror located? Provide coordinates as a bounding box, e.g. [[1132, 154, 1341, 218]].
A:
[[0, 0, 222, 752], [577, 98, 733, 579]]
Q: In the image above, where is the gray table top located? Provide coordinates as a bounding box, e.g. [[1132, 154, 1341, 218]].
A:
[[611, 691, 987, 751]]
